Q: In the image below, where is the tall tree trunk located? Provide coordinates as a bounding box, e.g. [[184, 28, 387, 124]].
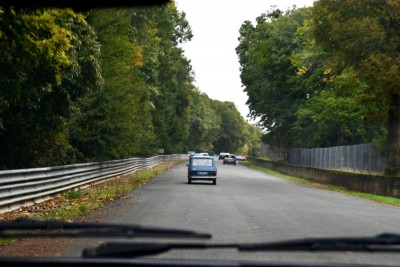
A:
[[384, 93, 400, 175]]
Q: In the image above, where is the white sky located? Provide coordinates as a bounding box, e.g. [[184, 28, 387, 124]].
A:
[[175, 0, 316, 122]]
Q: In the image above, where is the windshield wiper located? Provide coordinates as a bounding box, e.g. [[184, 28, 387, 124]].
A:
[[0, 218, 211, 239], [238, 233, 400, 252], [2, 219, 399, 258], [83, 242, 236, 258], [82, 233, 400, 258]]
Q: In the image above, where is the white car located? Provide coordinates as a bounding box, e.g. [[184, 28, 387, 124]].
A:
[[218, 152, 230, 160]]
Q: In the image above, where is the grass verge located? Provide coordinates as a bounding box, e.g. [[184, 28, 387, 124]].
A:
[[243, 160, 400, 207]]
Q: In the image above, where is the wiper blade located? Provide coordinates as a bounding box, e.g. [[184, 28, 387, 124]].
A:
[[83, 242, 236, 258], [0, 218, 211, 239], [238, 233, 400, 252], [83, 233, 400, 258]]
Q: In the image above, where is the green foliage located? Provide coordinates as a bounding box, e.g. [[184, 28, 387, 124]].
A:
[[292, 69, 386, 148], [0, 7, 102, 169], [246, 124, 262, 156], [72, 7, 161, 161], [236, 2, 392, 166], [148, 3, 194, 154], [0, 2, 261, 169], [211, 101, 247, 154], [236, 7, 312, 149], [311, 0, 400, 173], [66, 189, 82, 199]]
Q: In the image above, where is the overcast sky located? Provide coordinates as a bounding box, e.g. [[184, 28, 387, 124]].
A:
[[175, 0, 316, 122]]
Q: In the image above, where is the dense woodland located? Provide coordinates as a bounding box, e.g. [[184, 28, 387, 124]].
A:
[[236, 0, 400, 174], [1, 0, 399, 175], [0, 2, 260, 170]]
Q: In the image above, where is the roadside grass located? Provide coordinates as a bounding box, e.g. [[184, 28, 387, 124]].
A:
[[39, 167, 165, 221], [243, 160, 400, 207], [0, 160, 182, 245]]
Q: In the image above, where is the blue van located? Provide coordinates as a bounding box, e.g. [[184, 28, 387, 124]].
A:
[[187, 156, 217, 185]]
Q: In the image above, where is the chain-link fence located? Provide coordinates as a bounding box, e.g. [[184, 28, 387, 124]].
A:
[[288, 143, 386, 174], [259, 143, 287, 160]]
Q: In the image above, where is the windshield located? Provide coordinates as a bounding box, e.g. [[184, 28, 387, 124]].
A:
[[192, 158, 213, 166], [1, 0, 400, 266]]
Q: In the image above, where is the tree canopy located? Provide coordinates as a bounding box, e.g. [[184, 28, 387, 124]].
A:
[[0, 1, 260, 169], [311, 0, 400, 174], [236, 1, 398, 173]]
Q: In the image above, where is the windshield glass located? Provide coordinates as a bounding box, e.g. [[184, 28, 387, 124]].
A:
[[0, 0, 400, 266], [192, 158, 213, 166]]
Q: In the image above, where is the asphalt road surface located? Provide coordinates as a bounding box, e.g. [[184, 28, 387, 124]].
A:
[[63, 158, 400, 265]]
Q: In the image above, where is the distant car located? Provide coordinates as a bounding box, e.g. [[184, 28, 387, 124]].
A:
[[187, 155, 217, 185], [218, 152, 230, 160], [223, 154, 237, 165], [236, 155, 246, 161]]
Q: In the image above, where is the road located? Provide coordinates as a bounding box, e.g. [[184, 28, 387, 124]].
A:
[[63, 158, 400, 265]]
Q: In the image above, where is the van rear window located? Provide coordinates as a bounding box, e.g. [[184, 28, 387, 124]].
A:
[[192, 159, 212, 166]]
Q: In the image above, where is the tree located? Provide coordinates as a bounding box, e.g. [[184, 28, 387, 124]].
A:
[[149, 1, 194, 153], [0, 7, 102, 168], [245, 123, 262, 157], [236, 7, 312, 149], [292, 69, 385, 148], [290, 21, 385, 148], [311, 0, 400, 174], [212, 101, 247, 154], [187, 89, 221, 150]]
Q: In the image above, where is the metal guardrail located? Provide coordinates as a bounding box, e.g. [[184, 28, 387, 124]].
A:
[[0, 154, 187, 213]]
